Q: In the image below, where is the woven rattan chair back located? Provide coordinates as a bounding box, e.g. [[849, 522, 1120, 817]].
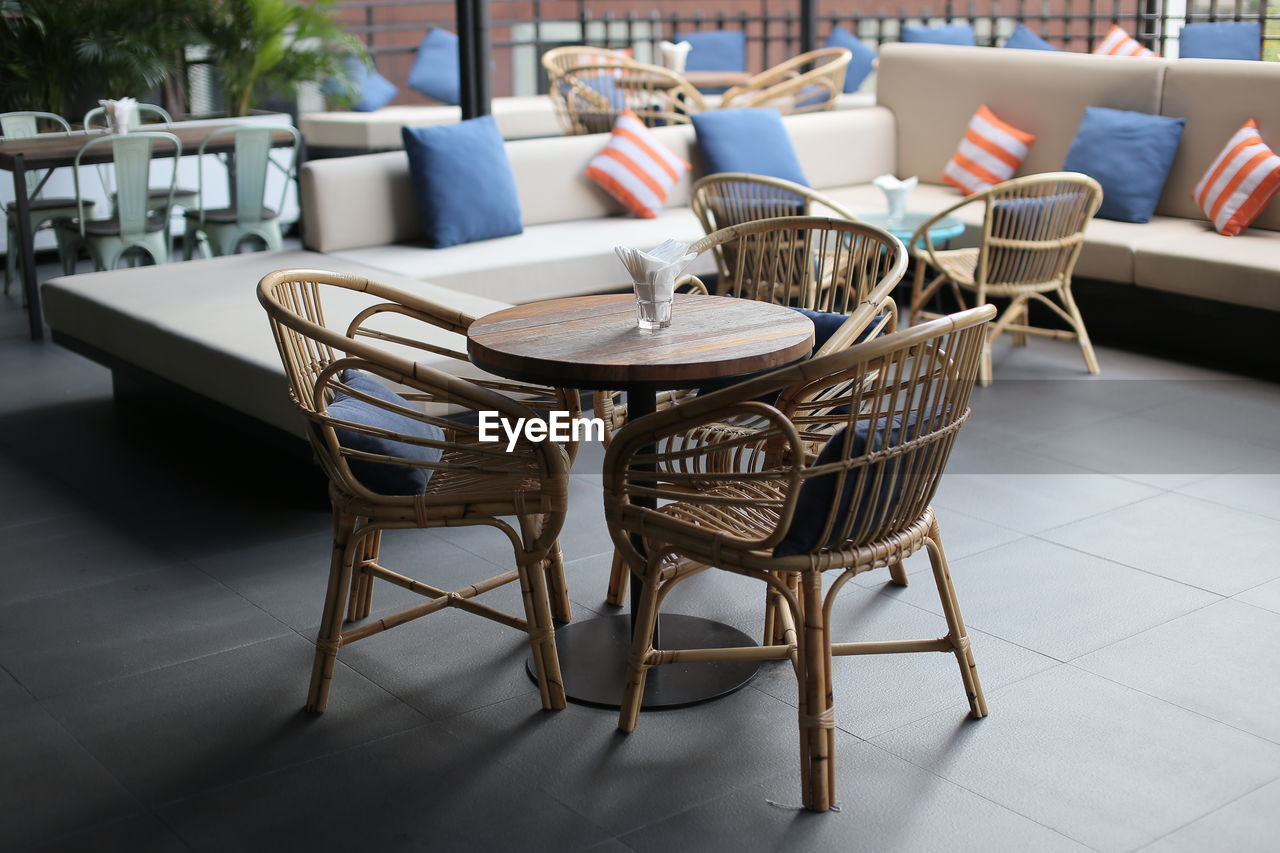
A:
[[543, 45, 637, 134], [908, 172, 1103, 384], [692, 215, 905, 314], [690, 173, 860, 234], [720, 47, 852, 114], [258, 268, 575, 714], [975, 173, 1102, 289], [604, 305, 996, 810], [556, 61, 708, 134]]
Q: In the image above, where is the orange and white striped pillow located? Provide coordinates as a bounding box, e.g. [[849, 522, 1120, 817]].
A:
[[1193, 119, 1280, 236], [942, 105, 1036, 195], [1093, 25, 1158, 58], [584, 111, 690, 218]]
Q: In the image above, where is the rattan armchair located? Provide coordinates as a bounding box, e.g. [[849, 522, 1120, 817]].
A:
[[908, 172, 1103, 385], [259, 269, 583, 713], [543, 46, 639, 136], [596, 216, 907, 605], [554, 61, 709, 135], [691, 172, 860, 233], [603, 305, 996, 811], [719, 47, 852, 114]]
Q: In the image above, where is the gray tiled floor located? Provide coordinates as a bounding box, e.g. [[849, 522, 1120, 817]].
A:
[[2, 282, 1280, 852]]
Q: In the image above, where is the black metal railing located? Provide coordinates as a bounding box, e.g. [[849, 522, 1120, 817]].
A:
[[332, 0, 1278, 99]]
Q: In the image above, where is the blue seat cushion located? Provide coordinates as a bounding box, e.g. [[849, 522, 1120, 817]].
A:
[[328, 370, 445, 496], [901, 24, 977, 46], [1062, 106, 1185, 223], [1005, 23, 1057, 51], [748, 308, 886, 406], [691, 108, 809, 186], [402, 116, 523, 248], [824, 25, 878, 93], [324, 57, 398, 112], [1178, 21, 1261, 60], [774, 409, 932, 557], [407, 28, 461, 105], [674, 29, 747, 71]]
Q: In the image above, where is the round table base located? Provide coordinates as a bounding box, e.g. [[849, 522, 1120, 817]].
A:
[[527, 613, 761, 710]]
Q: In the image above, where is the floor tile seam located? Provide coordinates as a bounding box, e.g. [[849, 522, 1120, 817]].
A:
[[1011, 485, 1171, 536], [151, 716, 442, 813], [430, 686, 544, 726], [865, 661, 1070, 744], [1163, 486, 1280, 527], [0, 556, 205, 608], [29, 628, 294, 708], [1228, 595, 1280, 617], [0, 659, 36, 704], [1127, 774, 1280, 853], [931, 503, 1028, 538], [856, 737, 1106, 852], [1060, 661, 1280, 749], [1057, 596, 1228, 662], [887, 528, 1037, 578], [20, 811, 195, 853], [1026, 531, 1242, 598]]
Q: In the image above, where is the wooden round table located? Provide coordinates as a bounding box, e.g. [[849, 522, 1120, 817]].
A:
[[468, 292, 814, 709]]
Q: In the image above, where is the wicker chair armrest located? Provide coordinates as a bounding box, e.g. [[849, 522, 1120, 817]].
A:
[[675, 274, 709, 295]]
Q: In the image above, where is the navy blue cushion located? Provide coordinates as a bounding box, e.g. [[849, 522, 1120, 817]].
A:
[[674, 29, 747, 71], [1062, 107, 1185, 223], [824, 25, 878, 93], [402, 116, 523, 248], [407, 28, 461, 105], [691, 109, 809, 186], [788, 307, 885, 353], [328, 370, 444, 496], [901, 24, 977, 46], [774, 410, 931, 557], [1005, 23, 1057, 51], [324, 57, 398, 112], [1178, 22, 1261, 60]]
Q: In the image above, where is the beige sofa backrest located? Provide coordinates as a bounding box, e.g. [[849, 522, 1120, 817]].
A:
[[1157, 59, 1280, 231], [301, 109, 897, 253], [877, 43, 1168, 185]]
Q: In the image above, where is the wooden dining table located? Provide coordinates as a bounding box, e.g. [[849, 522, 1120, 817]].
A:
[[468, 291, 814, 709], [1, 121, 301, 340]]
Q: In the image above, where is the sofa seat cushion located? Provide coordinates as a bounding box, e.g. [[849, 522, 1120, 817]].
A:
[[40, 250, 513, 437], [1133, 221, 1280, 311], [297, 98, 563, 151], [329, 206, 716, 304]]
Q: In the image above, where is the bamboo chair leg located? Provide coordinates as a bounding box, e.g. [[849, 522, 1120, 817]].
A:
[[797, 571, 835, 811], [545, 539, 573, 624], [307, 509, 359, 713], [888, 561, 909, 586], [605, 548, 629, 607], [516, 517, 566, 711], [1059, 285, 1100, 375], [925, 519, 988, 719], [347, 526, 379, 622], [617, 561, 663, 733], [1012, 301, 1029, 347]]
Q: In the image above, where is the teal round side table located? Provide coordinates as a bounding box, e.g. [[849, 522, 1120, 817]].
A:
[[861, 212, 965, 248]]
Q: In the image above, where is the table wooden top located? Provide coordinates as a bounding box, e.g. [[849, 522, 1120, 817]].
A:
[[0, 122, 296, 171], [467, 293, 814, 391]]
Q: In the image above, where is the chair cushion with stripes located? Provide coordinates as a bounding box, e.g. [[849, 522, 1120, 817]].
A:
[[1193, 119, 1280, 236], [584, 111, 691, 218], [942, 105, 1036, 195], [1093, 24, 1159, 58]]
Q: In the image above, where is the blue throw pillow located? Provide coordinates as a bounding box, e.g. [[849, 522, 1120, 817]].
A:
[[824, 25, 878, 93], [1005, 23, 1057, 51], [328, 370, 444, 496], [407, 28, 461, 105], [774, 409, 936, 557], [692, 109, 809, 186], [901, 24, 977, 46], [674, 29, 747, 72], [402, 116, 523, 248], [1062, 107, 1185, 223], [1178, 22, 1261, 60], [324, 57, 398, 112]]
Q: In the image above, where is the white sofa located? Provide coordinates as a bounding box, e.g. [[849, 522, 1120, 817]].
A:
[[42, 44, 1280, 437]]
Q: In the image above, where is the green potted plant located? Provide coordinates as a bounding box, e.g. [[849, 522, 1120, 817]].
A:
[[198, 0, 362, 117]]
